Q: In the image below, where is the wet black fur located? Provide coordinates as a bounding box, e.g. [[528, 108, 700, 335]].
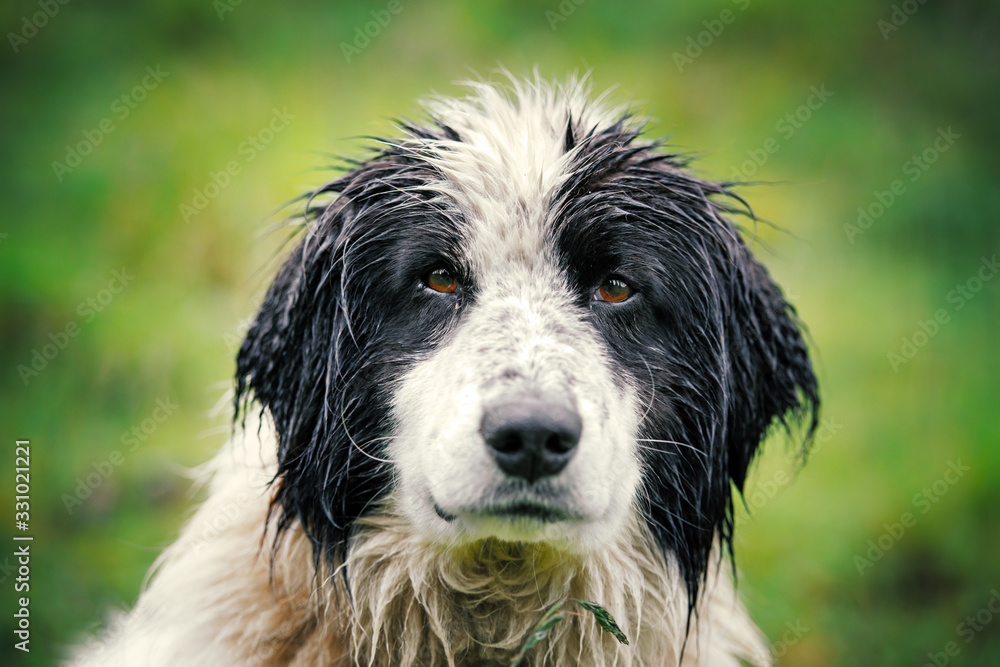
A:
[[235, 109, 819, 625]]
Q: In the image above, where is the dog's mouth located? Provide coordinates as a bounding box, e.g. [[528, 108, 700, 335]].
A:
[[434, 501, 576, 524], [433, 503, 457, 522], [482, 501, 574, 523]]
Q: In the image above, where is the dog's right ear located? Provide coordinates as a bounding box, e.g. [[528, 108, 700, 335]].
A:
[[234, 153, 417, 559], [233, 161, 362, 462], [234, 231, 331, 461]]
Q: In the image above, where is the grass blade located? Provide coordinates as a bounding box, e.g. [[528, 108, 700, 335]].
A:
[[573, 599, 629, 645], [510, 602, 567, 666]]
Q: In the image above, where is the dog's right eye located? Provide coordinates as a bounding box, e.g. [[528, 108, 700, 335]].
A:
[[595, 276, 634, 303], [424, 267, 459, 294]]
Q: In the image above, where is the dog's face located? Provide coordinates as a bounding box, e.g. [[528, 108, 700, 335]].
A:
[[236, 77, 817, 603]]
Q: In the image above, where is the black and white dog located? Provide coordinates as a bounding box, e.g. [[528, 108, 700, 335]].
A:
[[73, 74, 818, 667]]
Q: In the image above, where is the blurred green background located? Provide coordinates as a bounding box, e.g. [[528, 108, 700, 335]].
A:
[[1, 0, 998, 665]]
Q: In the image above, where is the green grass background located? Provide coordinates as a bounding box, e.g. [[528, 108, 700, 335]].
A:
[[1, 1, 998, 665]]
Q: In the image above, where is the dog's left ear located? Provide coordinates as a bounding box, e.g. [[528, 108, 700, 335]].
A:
[[717, 237, 819, 489]]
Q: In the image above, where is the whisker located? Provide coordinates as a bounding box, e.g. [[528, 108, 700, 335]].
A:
[[633, 442, 677, 455], [637, 437, 710, 477], [638, 357, 656, 425], [337, 392, 395, 465], [635, 438, 708, 459]]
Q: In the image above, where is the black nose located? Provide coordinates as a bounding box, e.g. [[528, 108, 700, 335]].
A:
[[481, 400, 582, 483]]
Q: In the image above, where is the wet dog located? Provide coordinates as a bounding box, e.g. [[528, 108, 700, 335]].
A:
[[73, 74, 818, 667]]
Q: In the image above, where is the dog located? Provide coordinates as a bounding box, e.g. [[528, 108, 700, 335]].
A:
[[71, 73, 818, 667]]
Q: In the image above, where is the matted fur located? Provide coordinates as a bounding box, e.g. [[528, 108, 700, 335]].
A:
[[70, 420, 770, 667]]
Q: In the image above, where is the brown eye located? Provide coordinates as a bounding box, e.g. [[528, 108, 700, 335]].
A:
[[425, 267, 458, 293], [596, 277, 633, 303]]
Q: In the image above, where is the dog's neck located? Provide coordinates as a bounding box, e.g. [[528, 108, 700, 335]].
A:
[[331, 503, 689, 667]]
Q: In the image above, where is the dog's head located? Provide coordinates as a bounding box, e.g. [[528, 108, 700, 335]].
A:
[[236, 75, 818, 606]]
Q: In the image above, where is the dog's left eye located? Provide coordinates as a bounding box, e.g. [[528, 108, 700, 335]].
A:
[[595, 276, 634, 303], [424, 267, 459, 293]]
